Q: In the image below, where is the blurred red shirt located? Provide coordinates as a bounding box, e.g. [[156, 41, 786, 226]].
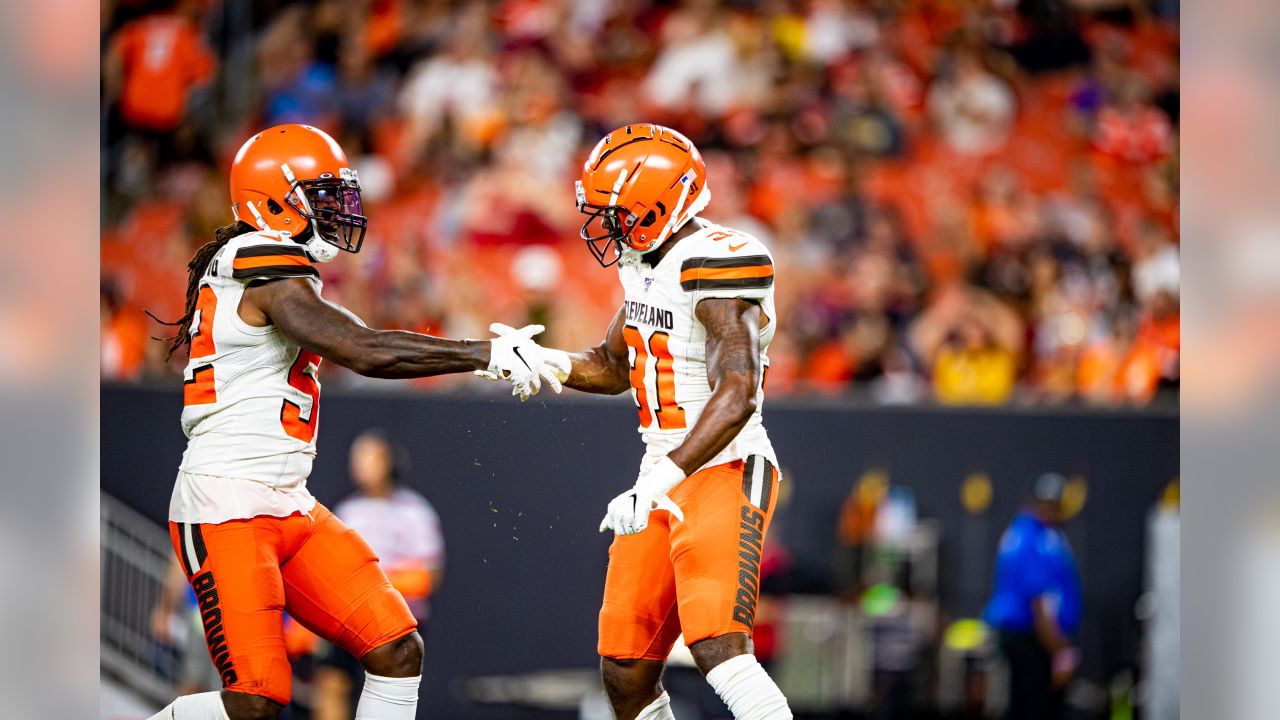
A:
[[110, 12, 214, 131]]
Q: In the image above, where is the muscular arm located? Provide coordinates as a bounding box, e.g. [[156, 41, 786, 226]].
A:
[[562, 306, 631, 395], [667, 298, 762, 474], [242, 277, 490, 378]]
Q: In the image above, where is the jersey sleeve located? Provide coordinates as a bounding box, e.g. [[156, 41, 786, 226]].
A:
[[679, 234, 775, 302], [222, 241, 319, 283]]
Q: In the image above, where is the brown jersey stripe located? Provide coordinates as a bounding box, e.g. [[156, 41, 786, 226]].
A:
[[680, 255, 773, 290], [231, 264, 320, 280], [235, 244, 308, 259]]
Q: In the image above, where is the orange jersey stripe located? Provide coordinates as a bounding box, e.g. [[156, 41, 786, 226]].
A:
[[232, 254, 312, 270], [679, 264, 773, 283]]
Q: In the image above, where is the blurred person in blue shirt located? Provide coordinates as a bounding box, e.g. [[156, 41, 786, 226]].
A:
[[984, 473, 1082, 720]]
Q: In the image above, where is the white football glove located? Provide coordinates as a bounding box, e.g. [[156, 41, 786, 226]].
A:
[[599, 456, 686, 535], [475, 323, 571, 401]]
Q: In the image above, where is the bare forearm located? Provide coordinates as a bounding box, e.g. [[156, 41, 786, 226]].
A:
[[254, 278, 490, 378], [564, 347, 629, 395], [668, 377, 756, 473], [349, 331, 490, 379], [564, 307, 630, 395], [668, 298, 762, 474]]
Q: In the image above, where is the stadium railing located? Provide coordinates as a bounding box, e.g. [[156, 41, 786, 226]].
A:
[[101, 491, 176, 707]]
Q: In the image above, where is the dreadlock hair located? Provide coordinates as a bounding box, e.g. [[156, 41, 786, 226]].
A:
[[149, 220, 256, 360]]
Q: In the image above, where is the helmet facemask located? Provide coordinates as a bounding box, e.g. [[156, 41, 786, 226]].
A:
[[575, 180, 661, 268], [281, 165, 368, 262]]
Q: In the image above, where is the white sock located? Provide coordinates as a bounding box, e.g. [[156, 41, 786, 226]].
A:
[[147, 692, 230, 720], [636, 690, 678, 720], [705, 654, 792, 720], [355, 673, 421, 720]]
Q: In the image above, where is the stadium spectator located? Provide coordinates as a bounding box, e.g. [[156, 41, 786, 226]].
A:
[[909, 285, 1023, 405], [398, 5, 500, 157], [102, 1, 214, 136], [927, 51, 1016, 155], [102, 0, 215, 215], [643, 3, 766, 118], [1093, 76, 1174, 163], [984, 473, 1083, 720], [312, 430, 444, 720]]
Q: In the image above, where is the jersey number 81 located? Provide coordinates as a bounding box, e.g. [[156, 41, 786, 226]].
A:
[[623, 326, 686, 430]]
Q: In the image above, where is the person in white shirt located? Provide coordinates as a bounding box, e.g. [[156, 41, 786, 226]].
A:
[[927, 51, 1016, 155], [312, 430, 445, 720]]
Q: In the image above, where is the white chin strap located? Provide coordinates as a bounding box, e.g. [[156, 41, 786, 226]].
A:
[[303, 234, 340, 262], [618, 248, 644, 268]]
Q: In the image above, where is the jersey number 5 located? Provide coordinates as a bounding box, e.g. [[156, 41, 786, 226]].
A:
[[623, 326, 687, 430], [281, 350, 322, 443]]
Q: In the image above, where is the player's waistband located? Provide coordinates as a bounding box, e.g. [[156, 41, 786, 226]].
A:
[[640, 423, 775, 475]]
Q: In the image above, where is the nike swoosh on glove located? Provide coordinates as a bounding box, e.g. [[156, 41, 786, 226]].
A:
[[475, 323, 570, 400]]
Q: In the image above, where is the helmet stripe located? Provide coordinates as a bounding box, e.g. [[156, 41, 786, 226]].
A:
[[608, 168, 629, 206], [244, 200, 268, 229]]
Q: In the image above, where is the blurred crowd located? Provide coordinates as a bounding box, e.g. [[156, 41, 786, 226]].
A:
[[100, 0, 1179, 406]]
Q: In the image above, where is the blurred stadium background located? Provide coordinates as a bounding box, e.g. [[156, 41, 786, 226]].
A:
[[99, 0, 1179, 719]]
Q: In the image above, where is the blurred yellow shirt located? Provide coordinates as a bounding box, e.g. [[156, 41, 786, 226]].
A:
[[933, 347, 1017, 405]]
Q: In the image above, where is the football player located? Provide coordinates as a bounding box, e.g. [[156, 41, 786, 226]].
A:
[[501, 125, 793, 720], [147, 124, 559, 720]]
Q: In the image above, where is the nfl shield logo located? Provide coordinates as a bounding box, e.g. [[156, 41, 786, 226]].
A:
[[643, 277, 654, 291]]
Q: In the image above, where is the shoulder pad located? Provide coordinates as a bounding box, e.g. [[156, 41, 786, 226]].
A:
[[679, 226, 773, 293], [223, 232, 318, 282], [686, 225, 770, 258]]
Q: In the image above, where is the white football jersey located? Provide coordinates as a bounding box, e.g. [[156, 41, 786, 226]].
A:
[[616, 219, 777, 473], [169, 229, 324, 524]]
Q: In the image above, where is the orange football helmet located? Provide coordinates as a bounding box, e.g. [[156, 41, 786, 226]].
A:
[[229, 124, 367, 262], [576, 124, 710, 266]]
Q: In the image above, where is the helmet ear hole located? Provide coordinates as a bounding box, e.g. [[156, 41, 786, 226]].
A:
[[640, 210, 658, 227], [266, 199, 284, 215]]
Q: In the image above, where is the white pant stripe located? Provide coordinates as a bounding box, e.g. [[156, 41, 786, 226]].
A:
[[749, 456, 766, 508]]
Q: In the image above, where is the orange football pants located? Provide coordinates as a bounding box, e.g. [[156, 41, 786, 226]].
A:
[[599, 456, 780, 660], [168, 503, 417, 705]]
